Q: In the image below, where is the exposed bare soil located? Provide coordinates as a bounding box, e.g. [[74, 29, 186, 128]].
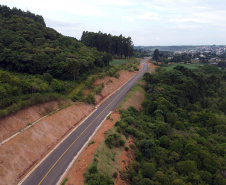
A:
[[0, 102, 94, 185], [94, 70, 139, 104], [0, 69, 138, 185], [120, 90, 145, 111], [62, 62, 158, 185], [115, 137, 135, 185], [0, 100, 70, 143], [65, 112, 120, 185], [147, 61, 159, 73]]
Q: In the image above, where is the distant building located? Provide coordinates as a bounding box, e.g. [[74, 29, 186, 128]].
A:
[[193, 58, 199, 60]]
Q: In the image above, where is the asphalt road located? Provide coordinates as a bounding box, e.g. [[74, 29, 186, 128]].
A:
[[20, 59, 149, 185]]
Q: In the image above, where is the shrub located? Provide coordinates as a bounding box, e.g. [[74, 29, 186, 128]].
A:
[[89, 165, 98, 174], [125, 146, 129, 151], [84, 93, 95, 104], [120, 139, 126, 146], [93, 83, 104, 95], [113, 73, 120, 79], [70, 94, 80, 102], [107, 67, 118, 77], [61, 178, 68, 185], [129, 144, 136, 150], [105, 133, 122, 148], [112, 172, 118, 178], [85, 76, 95, 88], [134, 66, 139, 71], [88, 141, 95, 146]]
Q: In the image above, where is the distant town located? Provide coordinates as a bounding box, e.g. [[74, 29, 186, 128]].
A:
[[134, 45, 226, 64], [134, 45, 226, 54]]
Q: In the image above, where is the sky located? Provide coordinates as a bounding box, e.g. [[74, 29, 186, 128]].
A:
[[2, 0, 226, 46]]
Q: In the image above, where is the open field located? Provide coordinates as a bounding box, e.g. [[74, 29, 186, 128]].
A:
[[88, 127, 123, 178], [110, 59, 128, 66], [164, 63, 200, 70], [118, 80, 146, 110]]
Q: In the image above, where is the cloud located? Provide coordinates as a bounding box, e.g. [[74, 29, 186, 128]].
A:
[[1, 0, 226, 45], [91, 0, 134, 6], [138, 12, 160, 21]]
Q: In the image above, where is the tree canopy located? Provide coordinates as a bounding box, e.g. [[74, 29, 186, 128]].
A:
[[0, 5, 112, 80], [81, 31, 134, 58], [117, 65, 226, 185]]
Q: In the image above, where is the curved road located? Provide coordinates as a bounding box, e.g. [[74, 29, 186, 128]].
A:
[[20, 59, 149, 185]]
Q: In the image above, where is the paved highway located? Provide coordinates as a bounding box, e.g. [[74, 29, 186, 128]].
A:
[[20, 59, 149, 185]]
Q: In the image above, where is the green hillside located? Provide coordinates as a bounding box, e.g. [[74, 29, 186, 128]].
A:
[[118, 66, 226, 184], [0, 5, 112, 80], [0, 5, 115, 117]]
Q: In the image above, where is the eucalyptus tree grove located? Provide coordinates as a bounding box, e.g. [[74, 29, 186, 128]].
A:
[[81, 31, 134, 58]]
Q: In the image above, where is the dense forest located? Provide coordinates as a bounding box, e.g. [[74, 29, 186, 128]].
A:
[[0, 5, 138, 118], [114, 66, 226, 185], [84, 65, 226, 184], [81, 31, 134, 58], [0, 5, 112, 80]]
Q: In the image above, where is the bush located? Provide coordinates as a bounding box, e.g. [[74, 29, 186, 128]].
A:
[[93, 83, 104, 95], [108, 68, 116, 77], [125, 146, 129, 151], [113, 73, 120, 79], [112, 172, 118, 178], [89, 165, 98, 174], [61, 178, 68, 185], [105, 133, 122, 148], [84, 93, 95, 104], [85, 76, 95, 88], [129, 144, 136, 150], [70, 94, 80, 102], [119, 139, 126, 146], [134, 66, 139, 71]]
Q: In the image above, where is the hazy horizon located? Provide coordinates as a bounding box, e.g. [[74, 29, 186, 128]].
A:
[[2, 0, 226, 46]]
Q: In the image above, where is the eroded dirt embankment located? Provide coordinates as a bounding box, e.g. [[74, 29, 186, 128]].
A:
[[0, 100, 70, 143], [0, 69, 138, 185], [64, 62, 157, 185], [94, 70, 139, 104], [0, 102, 94, 185]]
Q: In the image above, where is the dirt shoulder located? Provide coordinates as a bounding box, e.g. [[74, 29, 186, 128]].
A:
[[65, 112, 121, 185], [0, 69, 138, 185], [63, 61, 157, 185], [0, 102, 94, 185]]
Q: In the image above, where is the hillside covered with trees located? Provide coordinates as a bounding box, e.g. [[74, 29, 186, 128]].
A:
[[113, 66, 226, 184], [81, 31, 134, 58], [0, 5, 138, 118], [0, 5, 113, 80]]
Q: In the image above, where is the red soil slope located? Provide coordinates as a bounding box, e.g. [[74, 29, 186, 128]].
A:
[[0, 69, 138, 185]]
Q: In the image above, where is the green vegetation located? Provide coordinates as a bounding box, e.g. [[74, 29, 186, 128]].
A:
[[118, 81, 145, 110], [0, 5, 140, 117], [0, 5, 112, 114], [0, 5, 113, 80], [0, 69, 74, 118], [110, 59, 128, 66], [81, 31, 133, 58], [61, 178, 68, 185], [88, 141, 95, 147], [115, 65, 226, 185], [84, 128, 127, 184], [164, 63, 200, 71]]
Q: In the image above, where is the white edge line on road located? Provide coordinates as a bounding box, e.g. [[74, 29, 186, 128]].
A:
[[18, 61, 147, 185], [56, 111, 112, 185], [18, 105, 99, 185], [57, 62, 147, 184]]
